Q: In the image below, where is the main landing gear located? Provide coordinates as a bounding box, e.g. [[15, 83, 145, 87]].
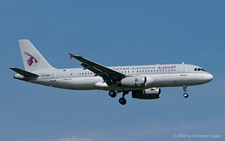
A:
[[109, 90, 116, 98], [119, 91, 128, 105], [119, 97, 126, 105], [108, 90, 128, 105], [183, 85, 188, 98]]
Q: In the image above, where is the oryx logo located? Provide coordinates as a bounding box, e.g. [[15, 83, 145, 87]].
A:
[[134, 78, 139, 82], [23, 51, 38, 66]]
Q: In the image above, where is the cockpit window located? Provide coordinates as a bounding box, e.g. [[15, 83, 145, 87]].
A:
[[194, 68, 205, 71]]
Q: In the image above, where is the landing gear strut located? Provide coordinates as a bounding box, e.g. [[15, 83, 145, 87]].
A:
[[119, 91, 128, 105], [183, 85, 188, 98]]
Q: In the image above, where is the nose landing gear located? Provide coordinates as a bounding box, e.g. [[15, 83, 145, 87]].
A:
[[183, 93, 188, 98], [183, 85, 188, 98]]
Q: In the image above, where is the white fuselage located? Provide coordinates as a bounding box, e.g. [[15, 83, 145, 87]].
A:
[[14, 64, 213, 91], [11, 39, 214, 105]]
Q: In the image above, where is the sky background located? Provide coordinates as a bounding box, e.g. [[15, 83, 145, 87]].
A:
[[1, 0, 225, 141]]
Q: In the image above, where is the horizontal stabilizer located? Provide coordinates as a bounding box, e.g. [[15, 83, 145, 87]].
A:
[[10, 68, 39, 77]]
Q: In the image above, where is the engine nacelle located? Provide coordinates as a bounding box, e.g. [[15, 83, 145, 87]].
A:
[[119, 76, 154, 88], [132, 88, 161, 99], [119, 76, 146, 87]]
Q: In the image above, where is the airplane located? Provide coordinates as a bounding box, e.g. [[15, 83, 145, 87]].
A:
[[10, 39, 213, 105]]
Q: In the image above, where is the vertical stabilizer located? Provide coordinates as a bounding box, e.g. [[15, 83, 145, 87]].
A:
[[19, 39, 55, 71]]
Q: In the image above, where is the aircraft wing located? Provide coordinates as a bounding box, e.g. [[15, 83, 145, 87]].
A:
[[69, 53, 125, 83]]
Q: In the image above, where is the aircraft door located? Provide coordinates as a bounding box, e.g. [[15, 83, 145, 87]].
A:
[[180, 65, 187, 76], [50, 70, 56, 82]]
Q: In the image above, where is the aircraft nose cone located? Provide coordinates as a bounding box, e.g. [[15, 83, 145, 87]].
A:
[[205, 73, 213, 82]]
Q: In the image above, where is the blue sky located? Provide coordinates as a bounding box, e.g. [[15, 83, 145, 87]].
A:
[[1, 1, 225, 141]]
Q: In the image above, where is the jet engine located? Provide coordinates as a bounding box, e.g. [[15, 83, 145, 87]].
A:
[[132, 87, 161, 99], [118, 76, 154, 87]]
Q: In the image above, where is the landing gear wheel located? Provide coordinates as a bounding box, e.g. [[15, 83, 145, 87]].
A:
[[119, 98, 127, 105], [183, 93, 188, 98], [109, 90, 116, 98], [183, 85, 188, 98]]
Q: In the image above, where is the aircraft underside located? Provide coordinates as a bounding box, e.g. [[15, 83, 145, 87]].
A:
[[25, 73, 209, 105]]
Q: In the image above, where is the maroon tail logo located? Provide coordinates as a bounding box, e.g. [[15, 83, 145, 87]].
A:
[[23, 51, 38, 66]]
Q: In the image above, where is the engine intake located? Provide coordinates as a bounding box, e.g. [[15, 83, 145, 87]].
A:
[[132, 88, 161, 99]]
